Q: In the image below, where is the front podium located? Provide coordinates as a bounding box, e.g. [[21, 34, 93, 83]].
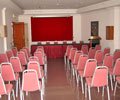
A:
[[89, 36, 101, 47]]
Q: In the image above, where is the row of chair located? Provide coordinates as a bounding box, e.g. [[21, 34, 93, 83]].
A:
[[0, 46, 47, 100], [64, 45, 120, 100]]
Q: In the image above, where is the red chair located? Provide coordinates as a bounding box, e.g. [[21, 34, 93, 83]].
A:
[[54, 42, 58, 44], [85, 66, 110, 100], [17, 51, 27, 67], [78, 59, 97, 94], [34, 51, 47, 78], [81, 45, 88, 55], [72, 50, 83, 78], [95, 50, 104, 66], [21, 69, 43, 100], [64, 45, 73, 65], [95, 45, 101, 51], [37, 46, 44, 50], [28, 61, 45, 94], [80, 41, 84, 43], [103, 54, 114, 91], [1, 63, 20, 97], [68, 48, 77, 69], [88, 47, 96, 59], [10, 57, 24, 73], [12, 47, 17, 57], [29, 56, 39, 63], [72, 41, 76, 44], [63, 41, 67, 44], [104, 47, 110, 56], [20, 49, 29, 62], [6, 51, 14, 61], [46, 42, 50, 44], [113, 50, 120, 63], [23, 47, 31, 57], [0, 54, 9, 64], [0, 73, 15, 100]]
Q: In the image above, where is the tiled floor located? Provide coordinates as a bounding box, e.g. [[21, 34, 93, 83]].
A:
[[1, 58, 120, 100]]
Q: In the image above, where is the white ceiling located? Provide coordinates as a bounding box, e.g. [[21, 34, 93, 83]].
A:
[[11, 0, 109, 10]]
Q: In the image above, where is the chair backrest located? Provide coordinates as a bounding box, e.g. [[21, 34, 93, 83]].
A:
[[88, 47, 96, 59], [10, 57, 22, 73], [12, 47, 18, 57], [80, 41, 84, 43], [54, 42, 58, 44], [72, 41, 76, 44], [46, 42, 50, 44], [113, 58, 120, 76], [37, 46, 44, 50], [34, 51, 45, 65], [29, 56, 39, 63], [77, 55, 88, 70], [20, 49, 29, 62], [83, 59, 97, 77], [17, 51, 27, 66], [72, 50, 83, 64], [36, 48, 45, 57], [6, 50, 14, 61], [22, 69, 41, 92], [0, 74, 7, 95], [28, 61, 42, 79], [66, 45, 73, 57], [95, 45, 101, 51], [103, 54, 113, 69], [95, 50, 103, 65], [0, 54, 9, 64], [23, 47, 30, 57], [91, 66, 108, 87], [68, 48, 77, 61], [81, 45, 88, 55], [113, 50, 120, 63], [104, 47, 110, 56], [1, 63, 16, 81]]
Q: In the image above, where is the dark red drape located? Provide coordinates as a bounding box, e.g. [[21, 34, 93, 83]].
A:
[[31, 17, 73, 41]]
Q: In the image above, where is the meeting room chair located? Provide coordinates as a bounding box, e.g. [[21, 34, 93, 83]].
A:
[[81, 45, 88, 55], [95, 45, 101, 51], [104, 47, 110, 56], [6, 51, 14, 62], [12, 47, 18, 57], [20, 69, 43, 100], [85, 66, 110, 100], [113, 49, 120, 63], [88, 47, 96, 59], [0, 54, 9, 64], [0, 73, 15, 100]]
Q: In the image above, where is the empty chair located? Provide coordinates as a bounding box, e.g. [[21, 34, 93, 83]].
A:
[[81, 45, 88, 55], [64, 45, 73, 65], [17, 51, 27, 67], [95, 50, 104, 66], [29, 56, 39, 63], [21, 69, 43, 100], [72, 41, 76, 44], [34, 51, 47, 77], [72, 50, 83, 77], [10, 57, 24, 73], [103, 54, 114, 91], [0, 54, 9, 64], [80, 41, 84, 43], [0, 73, 15, 100], [37, 46, 44, 50], [6, 50, 14, 61], [12, 47, 18, 57], [20, 49, 29, 62], [68, 48, 77, 69], [85, 66, 110, 100], [104, 47, 110, 56], [46, 42, 50, 44], [113, 50, 120, 63], [88, 47, 96, 59], [77, 55, 88, 89], [95, 45, 101, 51], [28, 61, 45, 94], [1, 63, 20, 97], [23, 47, 31, 57], [54, 42, 58, 44]]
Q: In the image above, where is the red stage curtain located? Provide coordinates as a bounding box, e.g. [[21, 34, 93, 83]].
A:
[[31, 17, 73, 41]]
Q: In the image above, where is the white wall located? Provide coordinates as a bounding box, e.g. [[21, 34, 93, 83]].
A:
[[80, 7, 116, 53]]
